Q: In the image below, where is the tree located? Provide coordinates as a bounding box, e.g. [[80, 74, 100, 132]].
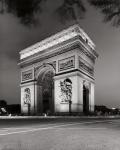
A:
[[0, 0, 86, 25], [1, 0, 119, 26], [0, 100, 7, 107], [0, 0, 42, 25], [55, 0, 86, 23], [88, 0, 120, 27]]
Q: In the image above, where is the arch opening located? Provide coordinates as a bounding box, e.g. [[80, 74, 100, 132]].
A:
[[83, 85, 89, 114], [37, 67, 55, 115]]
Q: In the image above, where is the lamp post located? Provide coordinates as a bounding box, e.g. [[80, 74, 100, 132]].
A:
[[28, 103, 31, 116], [69, 100, 72, 115]]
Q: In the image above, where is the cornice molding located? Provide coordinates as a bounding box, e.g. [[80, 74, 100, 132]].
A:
[[19, 38, 97, 67], [19, 24, 96, 60]]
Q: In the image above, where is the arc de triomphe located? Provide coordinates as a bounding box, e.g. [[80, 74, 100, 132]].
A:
[[19, 24, 98, 115]]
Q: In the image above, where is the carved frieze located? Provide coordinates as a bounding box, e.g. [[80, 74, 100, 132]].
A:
[[58, 56, 75, 72], [80, 47, 95, 64], [79, 57, 94, 76], [21, 69, 33, 82]]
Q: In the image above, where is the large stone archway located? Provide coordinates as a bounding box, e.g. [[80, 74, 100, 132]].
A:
[[36, 65, 55, 114], [19, 24, 98, 115]]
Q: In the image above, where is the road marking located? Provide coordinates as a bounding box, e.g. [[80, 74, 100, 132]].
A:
[[55, 127, 107, 130], [0, 129, 8, 132], [107, 121, 120, 124], [1, 123, 74, 130], [2, 122, 73, 129], [3, 128, 29, 130], [0, 120, 111, 136]]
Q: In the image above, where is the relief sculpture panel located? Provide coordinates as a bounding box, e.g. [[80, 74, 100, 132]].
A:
[[59, 78, 72, 103], [23, 88, 31, 105], [79, 57, 94, 76], [58, 56, 75, 72], [21, 69, 33, 82]]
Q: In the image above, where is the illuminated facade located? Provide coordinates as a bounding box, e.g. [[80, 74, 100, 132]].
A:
[[19, 24, 98, 115]]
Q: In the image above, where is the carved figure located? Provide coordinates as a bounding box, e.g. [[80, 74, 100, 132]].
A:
[[60, 78, 72, 103], [23, 88, 31, 105]]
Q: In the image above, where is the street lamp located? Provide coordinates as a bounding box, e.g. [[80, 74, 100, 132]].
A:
[[69, 100, 72, 115], [28, 103, 31, 116]]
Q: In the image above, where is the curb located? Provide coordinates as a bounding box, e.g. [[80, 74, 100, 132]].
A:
[[0, 115, 119, 119]]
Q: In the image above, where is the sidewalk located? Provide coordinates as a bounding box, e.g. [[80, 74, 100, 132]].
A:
[[0, 115, 119, 119]]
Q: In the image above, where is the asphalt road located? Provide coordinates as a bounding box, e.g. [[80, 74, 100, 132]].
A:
[[0, 117, 120, 150]]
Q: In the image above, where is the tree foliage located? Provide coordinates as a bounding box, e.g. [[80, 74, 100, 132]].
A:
[[0, 0, 86, 25], [55, 0, 86, 23], [0, 100, 7, 107], [88, 0, 120, 27], [0, 0, 42, 25], [0, 0, 120, 26]]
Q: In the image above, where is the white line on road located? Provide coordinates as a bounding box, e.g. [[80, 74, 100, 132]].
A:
[[0, 129, 8, 132], [3, 128, 30, 130], [54, 127, 107, 130], [0, 120, 111, 136], [1, 123, 73, 130]]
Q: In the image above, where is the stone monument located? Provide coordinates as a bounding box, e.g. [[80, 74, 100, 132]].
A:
[[19, 24, 98, 115]]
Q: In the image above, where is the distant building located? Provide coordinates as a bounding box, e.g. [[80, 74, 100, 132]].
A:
[[19, 24, 98, 115]]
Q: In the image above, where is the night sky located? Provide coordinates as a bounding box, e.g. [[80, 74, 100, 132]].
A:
[[0, 1, 120, 108]]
